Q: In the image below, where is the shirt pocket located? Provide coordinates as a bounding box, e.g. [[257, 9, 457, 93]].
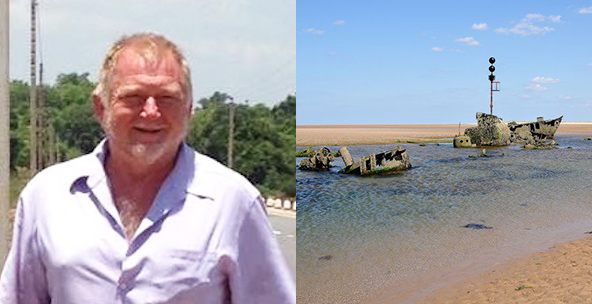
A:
[[161, 250, 223, 287], [145, 250, 229, 303]]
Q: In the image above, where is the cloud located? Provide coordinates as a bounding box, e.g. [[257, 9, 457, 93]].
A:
[[455, 37, 479, 46], [526, 84, 548, 91], [472, 23, 488, 30], [561, 95, 574, 101], [526, 76, 560, 91], [333, 20, 346, 26], [495, 13, 560, 36], [578, 6, 592, 14], [305, 28, 325, 35], [532, 76, 560, 84], [548, 15, 561, 23], [431, 47, 444, 52]]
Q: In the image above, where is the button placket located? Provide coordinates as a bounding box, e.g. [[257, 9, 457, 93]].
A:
[[118, 255, 140, 295]]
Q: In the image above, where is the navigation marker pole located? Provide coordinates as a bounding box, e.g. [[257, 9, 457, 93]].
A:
[[488, 57, 500, 115]]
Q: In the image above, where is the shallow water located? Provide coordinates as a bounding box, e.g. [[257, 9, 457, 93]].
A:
[[296, 136, 592, 303]]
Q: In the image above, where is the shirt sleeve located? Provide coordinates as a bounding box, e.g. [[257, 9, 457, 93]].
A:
[[0, 196, 50, 304], [228, 196, 295, 304]]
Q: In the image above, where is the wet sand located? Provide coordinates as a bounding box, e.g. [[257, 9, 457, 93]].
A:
[[419, 235, 592, 303], [296, 123, 592, 146]]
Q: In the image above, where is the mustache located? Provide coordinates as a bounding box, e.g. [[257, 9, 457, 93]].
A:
[[132, 124, 167, 130]]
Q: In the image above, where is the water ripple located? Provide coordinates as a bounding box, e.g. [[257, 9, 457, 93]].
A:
[[297, 136, 592, 304]]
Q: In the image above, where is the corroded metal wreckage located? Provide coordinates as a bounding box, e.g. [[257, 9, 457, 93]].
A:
[[453, 135, 475, 148], [463, 112, 511, 147], [453, 58, 563, 149], [454, 114, 563, 149], [508, 116, 562, 148], [298, 147, 334, 171], [339, 146, 411, 176]]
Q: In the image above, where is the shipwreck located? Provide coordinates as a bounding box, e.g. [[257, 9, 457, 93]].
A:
[[339, 146, 411, 176], [453, 58, 563, 149], [462, 112, 511, 147], [298, 147, 335, 171], [508, 116, 562, 147]]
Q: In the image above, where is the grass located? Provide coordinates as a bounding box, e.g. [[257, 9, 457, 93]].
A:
[[9, 168, 31, 209], [515, 284, 533, 291]]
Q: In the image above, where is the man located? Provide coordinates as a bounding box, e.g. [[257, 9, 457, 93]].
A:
[[0, 33, 295, 303]]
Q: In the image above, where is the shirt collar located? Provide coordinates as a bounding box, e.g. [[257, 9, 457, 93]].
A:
[[171, 143, 217, 201], [69, 139, 216, 201]]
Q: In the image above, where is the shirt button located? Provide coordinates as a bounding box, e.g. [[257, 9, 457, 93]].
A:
[[119, 283, 128, 290]]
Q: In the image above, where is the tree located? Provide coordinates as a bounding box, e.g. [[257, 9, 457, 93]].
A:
[[48, 73, 102, 158], [10, 77, 296, 198], [187, 93, 296, 197], [9, 81, 30, 170]]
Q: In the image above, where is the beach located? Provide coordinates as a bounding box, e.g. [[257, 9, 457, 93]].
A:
[[419, 235, 592, 303], [296, 123, 592, 146], [296, 123, 592, 303]]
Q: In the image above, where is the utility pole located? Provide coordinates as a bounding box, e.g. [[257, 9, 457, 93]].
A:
[[29, 0, 37, 176], [227, 96, 235, 169], [36, 4, 48, 169], [38, 61, 45, 169], [1, 0, 11, 266]]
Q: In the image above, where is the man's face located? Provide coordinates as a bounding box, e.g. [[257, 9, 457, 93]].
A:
[[95, 47, 192, 164]]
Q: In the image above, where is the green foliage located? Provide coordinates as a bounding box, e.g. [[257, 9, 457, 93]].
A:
[[187, 93, 296, 197], [49, 72, 103, 156], [9, 80, 31, 170], [296, 147, 315, 157], [10, 77, 295, 198]]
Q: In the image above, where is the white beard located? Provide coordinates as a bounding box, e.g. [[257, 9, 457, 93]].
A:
[[129, 141, 168, 165], [102, 109, 188, 165]]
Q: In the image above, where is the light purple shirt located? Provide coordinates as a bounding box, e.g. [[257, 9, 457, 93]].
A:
[[0, 141, 295, 304]]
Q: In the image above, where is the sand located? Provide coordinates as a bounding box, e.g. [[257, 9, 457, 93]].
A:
[[419, 235, 592, 303], [296, 123, 592, 146]]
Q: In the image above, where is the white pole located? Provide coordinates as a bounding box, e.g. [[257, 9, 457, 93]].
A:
[[0, 0, 12, 267]]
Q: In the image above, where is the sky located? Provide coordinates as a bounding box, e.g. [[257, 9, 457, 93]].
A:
[[297, 0, 592, 124], [9, 0, 295, 106]]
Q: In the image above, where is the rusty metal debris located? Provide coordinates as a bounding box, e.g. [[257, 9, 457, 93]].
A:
[[339, 146, 411, 176], [463, 112, 511, 147], [298, 147, 335, 171], [508, 116, 562, 148]]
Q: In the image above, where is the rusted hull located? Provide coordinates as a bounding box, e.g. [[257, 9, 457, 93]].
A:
[[508, 116, 562, 144], [340, 147, 411, 176]]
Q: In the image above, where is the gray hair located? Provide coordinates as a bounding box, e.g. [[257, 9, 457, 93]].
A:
[[93, 33, 193, 105]]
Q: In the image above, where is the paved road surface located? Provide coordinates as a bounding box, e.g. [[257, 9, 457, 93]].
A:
[[269, 213, 296, 278]]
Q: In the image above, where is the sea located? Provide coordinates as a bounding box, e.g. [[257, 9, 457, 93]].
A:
[[296, 135, 592, 303]]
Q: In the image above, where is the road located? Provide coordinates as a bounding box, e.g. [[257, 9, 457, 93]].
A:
[[269, 212, 296, 278]]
